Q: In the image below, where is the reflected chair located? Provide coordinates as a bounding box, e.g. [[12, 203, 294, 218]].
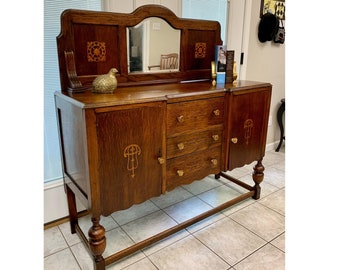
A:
[[148, 53, 179, 70]]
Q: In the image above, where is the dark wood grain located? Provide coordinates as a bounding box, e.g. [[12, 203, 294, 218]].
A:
[[54, 6, 272, 270]]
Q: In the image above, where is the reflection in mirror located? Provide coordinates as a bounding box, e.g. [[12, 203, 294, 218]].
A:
[[128, 17, 180, 73]]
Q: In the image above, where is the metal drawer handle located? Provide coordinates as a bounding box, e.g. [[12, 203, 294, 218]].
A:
[[177, 115, 184, 123], [231, 137, 238, 144], [177, 143, 185, 150], [177, 170, 184, 176], [211, 159, 218, 166], [213, 109, 220, 116], [212, 134, 219, 141], [158, 157, 165, 164]]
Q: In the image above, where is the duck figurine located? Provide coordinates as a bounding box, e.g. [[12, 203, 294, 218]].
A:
[[92, 68, 118, 94]]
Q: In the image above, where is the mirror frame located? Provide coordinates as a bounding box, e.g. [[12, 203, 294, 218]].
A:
[[57, 5, 222, 93]]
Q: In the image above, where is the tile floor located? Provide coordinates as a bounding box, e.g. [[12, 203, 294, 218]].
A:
[[44, 148, 285, 270]]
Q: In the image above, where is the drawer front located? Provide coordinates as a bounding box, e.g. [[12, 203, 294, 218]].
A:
[[167, 129, 222, 159], [167, 97, 224, 136], [166, 147, 221, 191]]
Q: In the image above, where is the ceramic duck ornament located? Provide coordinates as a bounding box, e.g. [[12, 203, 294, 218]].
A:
[[92, 68, 118, 94]]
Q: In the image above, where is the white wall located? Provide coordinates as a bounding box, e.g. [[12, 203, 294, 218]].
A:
[[44, 179, 86, 224], [242, 0, 285, 145]]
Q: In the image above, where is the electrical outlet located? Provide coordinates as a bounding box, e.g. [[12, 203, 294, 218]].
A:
[[268, 115, 273, 126]]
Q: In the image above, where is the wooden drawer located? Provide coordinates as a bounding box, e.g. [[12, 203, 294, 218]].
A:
[[167, 97, 224, 136], [167, 128, 222, 159], [166, 147, 221, 191]]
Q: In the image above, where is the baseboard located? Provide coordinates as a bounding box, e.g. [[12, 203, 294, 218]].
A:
[[44, 210, 88, 230], [265, 141, 278, 152], [44, 178, 86, 225]]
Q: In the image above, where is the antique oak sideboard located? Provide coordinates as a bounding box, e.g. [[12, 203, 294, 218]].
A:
[[54, 6, 272, 270]]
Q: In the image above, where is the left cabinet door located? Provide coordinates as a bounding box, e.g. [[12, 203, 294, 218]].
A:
[[94, 102, 166, 215]]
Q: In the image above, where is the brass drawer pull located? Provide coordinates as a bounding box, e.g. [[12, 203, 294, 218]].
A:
[[177, 143, 185, 150], [158, 157, 165, 164], [231, 137, 238, 144], [211, 159, 218, 166], [177, 170, 184, 176], [177, 115, 184, 123], [213, 109, 220, 116], [212, 134, 219, 141]]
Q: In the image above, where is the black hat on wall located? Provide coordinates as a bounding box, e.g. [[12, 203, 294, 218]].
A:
[[258, 12, 279, 43]]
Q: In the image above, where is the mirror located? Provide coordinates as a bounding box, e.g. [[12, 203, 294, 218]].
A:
[[128, 17, 181, 73]]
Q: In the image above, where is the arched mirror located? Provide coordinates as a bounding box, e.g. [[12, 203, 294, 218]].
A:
[[128, 17, 181, 73], [57, 5, 222, 92]]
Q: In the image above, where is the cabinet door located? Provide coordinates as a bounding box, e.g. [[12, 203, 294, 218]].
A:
[[95, 102, 166, 215], [225, 88, 271, 170]]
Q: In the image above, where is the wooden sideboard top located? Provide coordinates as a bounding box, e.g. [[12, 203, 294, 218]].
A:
[[55, 80, 271, 108]]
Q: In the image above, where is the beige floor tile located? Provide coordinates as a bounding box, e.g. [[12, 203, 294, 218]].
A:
[[270, 232, 285, 252], [221, 174, 279, 198], [121, 258, 158, 270], [111, 200, 159, 226], [186, 212, 226, 234], [44, 226, 68, 257], [194, 217, 266, 266], [222, 198, 255, 216], [149, 235, 230, 270], [272, 159, 285, 171], [263, 167, 285, 188], [233, 243, 285, 270], [230, 202, 285, 241], [262, 150, 285, 167], [104, 249, 146, 270], [103, 227, 137, 257], [79, 214, 119, 233], [198, 185, 242, 207], [122, 210, 177, 243], [182, 175, 222, 195], [142, 229, 190, 256], [150, 186, 193, 209], [224, 164, 254, 179], [163, 196, 212, 223], [58, 222, 82, 247], [70, 242, 94, 270], [59, 215, 118, 246], [259, 188, 285, 215], [44, 248, 81, 270]]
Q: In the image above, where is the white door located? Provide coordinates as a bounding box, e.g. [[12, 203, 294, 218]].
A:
[[226, 0, 247, 79]]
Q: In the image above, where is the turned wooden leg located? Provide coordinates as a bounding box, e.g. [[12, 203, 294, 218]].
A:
[[66, 185, 78, 234], [252, 159, 265, 200], [89, 216, 106, 270]]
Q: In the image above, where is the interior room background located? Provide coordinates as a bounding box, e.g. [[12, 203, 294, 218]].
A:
[[44, 0, 285, 224]]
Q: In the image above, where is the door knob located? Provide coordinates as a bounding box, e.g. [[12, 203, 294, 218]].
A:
[[211, 159, 218, 165], [177, 170, 184, 176], [212, 134, 219, 141], [177, 115, 184, 123], [231, 137, 238, 144], [213, 109, 220, 116], [177, 143, 185, 150]]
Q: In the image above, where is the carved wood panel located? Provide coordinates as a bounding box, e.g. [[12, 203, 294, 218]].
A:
[[95, 102, 166, 215]]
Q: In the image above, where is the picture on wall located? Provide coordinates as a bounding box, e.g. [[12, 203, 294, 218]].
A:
[[260, 0, 285, 20]]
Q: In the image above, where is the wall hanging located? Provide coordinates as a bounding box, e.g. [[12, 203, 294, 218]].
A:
[[258, 12, 279, 43], [260, 0, 285, 20]]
